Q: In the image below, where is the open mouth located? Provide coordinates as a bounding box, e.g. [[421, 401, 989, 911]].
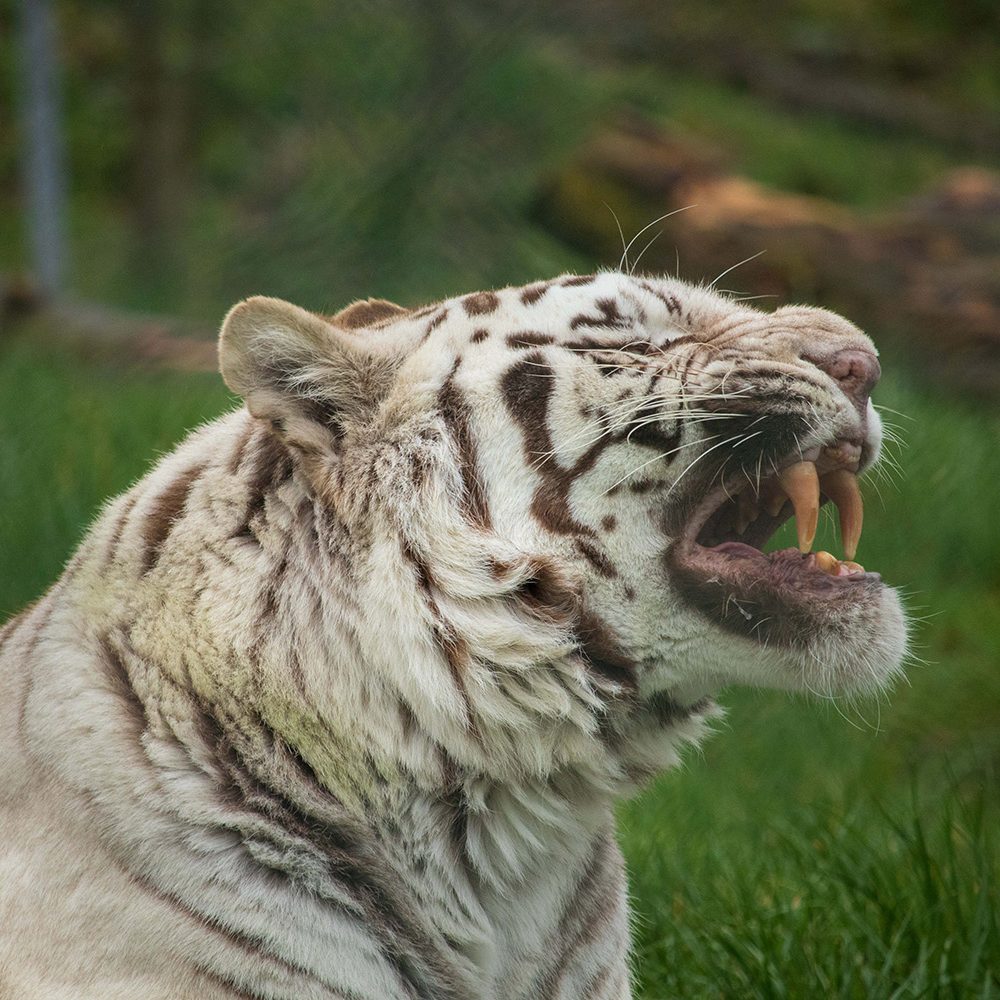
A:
[[669, 437, 884, 642]]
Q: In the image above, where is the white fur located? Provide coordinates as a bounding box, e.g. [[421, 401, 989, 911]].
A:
[[0, 273, 906, 998]]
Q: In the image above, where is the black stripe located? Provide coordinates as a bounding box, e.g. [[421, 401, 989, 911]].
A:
[[15, 598, 55, 742], [233, 432, 293, 542], [142, 465, 206, 573], [191, 965, 269, 1000], [186, 696, 467, 999], [228, 420, 257, 476], [438, 368, 491, 530], [122, 863, 335, 990], [399, 540, 479, 741], [0, 610, 25, 651], [537, 835, 624, 998], [97, 635, 150, 740], [100, 492, 140, 571]]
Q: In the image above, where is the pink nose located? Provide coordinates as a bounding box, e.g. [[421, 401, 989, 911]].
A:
[[820, 349, 880, 409]]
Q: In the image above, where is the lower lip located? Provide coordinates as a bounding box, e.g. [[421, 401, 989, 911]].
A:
[[682, 541, 881, 585]]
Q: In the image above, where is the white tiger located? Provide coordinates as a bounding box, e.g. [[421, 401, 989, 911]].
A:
[[0, 272, 907, 999]]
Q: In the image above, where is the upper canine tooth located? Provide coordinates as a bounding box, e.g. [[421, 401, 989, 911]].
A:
[[766, 496, 787, 518], [737, 489, 758, 533], [761, 480, 787, 517], [820, 468, 863, 561], [777, 461, 819, 553]]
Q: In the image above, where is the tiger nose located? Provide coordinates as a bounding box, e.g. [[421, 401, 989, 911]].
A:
[[818, 349, 880, 410]]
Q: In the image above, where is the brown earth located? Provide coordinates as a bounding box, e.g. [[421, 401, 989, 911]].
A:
[[535, 116, 1000, 393], [0, 282, 217, 373]]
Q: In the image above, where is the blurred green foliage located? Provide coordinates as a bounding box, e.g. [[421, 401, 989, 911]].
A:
[[3, 0, 997, 319], [619, 0, 1000, 112]]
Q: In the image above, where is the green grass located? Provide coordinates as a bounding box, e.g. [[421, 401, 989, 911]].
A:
[[2, 331, 999, 998], [623, 787, 999, 998]]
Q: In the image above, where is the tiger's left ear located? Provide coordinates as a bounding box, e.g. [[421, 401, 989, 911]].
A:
[[219, 295, 399, 454]]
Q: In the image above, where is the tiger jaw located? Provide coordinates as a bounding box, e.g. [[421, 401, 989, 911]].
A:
[[663, 431, 901, 686]]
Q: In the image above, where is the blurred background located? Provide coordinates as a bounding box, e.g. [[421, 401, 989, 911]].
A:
[[2, 1, 999, 995]]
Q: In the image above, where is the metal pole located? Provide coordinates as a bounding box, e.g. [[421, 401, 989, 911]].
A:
[[18, 0, 67, 299]]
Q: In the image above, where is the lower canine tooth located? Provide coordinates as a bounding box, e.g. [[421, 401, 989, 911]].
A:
[[778, 461, 819, 553], [737, 489, 758, 533], [815, 550, 839, 575]]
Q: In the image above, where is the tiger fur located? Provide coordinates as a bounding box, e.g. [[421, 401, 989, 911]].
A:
[[0, 272, 907, 998]]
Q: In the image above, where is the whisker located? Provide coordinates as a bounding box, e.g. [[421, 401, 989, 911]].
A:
[[600, 437, 708, 495], [725, 293, 779, 303], [529, 399, 754, 469], [603, 201, 628, 272], [708, 250, 766, 290], [620, 206, 697, 273], [629, 229, 665, 277], [669, 431, 763, 496], [872, 403, 915, 422]]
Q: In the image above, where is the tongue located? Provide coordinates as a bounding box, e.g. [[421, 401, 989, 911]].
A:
[[714, 541, 762, 558]]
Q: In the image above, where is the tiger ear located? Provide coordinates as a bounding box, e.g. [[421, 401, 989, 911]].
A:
[[332, 297, 410, 329], [219, 296, 398, 453]]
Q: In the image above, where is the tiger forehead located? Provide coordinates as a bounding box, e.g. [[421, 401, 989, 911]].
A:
[[447, 273, 765, 346], [398, 273, 873, 378], [573, 282, 860, 354], [411, 273, 704, 353]]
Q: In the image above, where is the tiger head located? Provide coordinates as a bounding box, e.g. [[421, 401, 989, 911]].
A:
[[219, 272, 907, 788]]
